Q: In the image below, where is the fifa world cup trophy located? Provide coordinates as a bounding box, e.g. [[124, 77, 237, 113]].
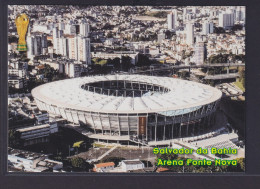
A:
[[15, 13, 29, 51]]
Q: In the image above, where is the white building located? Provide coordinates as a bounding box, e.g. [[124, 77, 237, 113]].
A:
[[80, 20, 90, 37], [16, 123, 58, 146], [34, 111, 49, 124], [68, 35, 91, 65], [65, 62, 84, 78], [235, 6, 246, 22], [194, 42, 206, 65], [120, 159, 144, 172], [219, 11, 235, 29], [58, 37, 69, 57], [8, 69, 26, 78], [167, 11, 175, 30], [78, 36, 91, 65], [27, 33, 48, 59], [64, 23, 77, 35], [53, 27, 64, 54], [186, 23, 194, 46], [202, 21, 214, 35], [8, 78, 24, 89], [8, 148, 63, 172]]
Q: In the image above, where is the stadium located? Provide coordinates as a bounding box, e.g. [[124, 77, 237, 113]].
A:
[[31, 75, 222, 143]]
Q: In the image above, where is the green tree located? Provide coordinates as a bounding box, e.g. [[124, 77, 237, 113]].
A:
[[236, 158, 245, 171], [8, 129, 22, 148], [111, 57, 121, 71], [70, 157, 92, 171], [136, 54, 152, 67], [121, 56, 133, 71], [238, 68, 245, 88], [214, 27, 226, 34]]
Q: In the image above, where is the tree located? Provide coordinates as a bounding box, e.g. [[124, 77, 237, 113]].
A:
[[136, 54, 152, 67], [236, 158, 245, 171], [70, 157, 92, 171], [238, 68, 245, 88], [71, 157, 86, 169], [121, 56, 133, 71], [110, 57, 121, 71], [8, 129, 22, 148], [214, 27, 226, 34], [231, 24, 243, 32]]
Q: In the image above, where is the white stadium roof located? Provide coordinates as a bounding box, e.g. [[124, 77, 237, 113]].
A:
[[31, 75, 222, 114]]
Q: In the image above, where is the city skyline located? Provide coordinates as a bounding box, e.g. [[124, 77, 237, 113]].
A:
[[7, 5, 245, 173]]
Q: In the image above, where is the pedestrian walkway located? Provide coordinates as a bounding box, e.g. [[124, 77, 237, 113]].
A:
[[96, 145, 118, 161]]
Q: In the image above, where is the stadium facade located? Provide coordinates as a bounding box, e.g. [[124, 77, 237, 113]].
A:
[[32, 75, 222, 142]]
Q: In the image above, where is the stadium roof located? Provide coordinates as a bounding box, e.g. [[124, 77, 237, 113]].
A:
[[31, 75, 222, 114]]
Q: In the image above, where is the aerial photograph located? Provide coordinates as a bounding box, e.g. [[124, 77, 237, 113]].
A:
[[8, 5, 245, 173]]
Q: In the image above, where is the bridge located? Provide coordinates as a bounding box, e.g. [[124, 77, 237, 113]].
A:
[[204, 73, 239, 80], [131, 63, 245, 74]]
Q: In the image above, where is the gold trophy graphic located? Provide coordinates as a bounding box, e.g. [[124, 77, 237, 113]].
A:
[[15, 13, 29, 51]]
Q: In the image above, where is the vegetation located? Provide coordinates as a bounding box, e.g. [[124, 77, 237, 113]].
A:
[[231, 24, 243, 32], [93, 58, 108, 66], [8, 129, 22, 148], [136, 54, 160, 67], [71, 157, 87, 169], [235, 67, 245, 91], [207, 54, 245, 64], [69, 157, 93, 172], [8, 36, 18, 43], [121, 56, 133, 71], [214, 27, 226, 34], [38, 64, 60, 81]]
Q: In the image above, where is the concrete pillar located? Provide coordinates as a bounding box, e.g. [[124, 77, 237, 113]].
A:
[[155, 114, 158, 142]]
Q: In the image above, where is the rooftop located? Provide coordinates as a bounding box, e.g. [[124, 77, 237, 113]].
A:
[[122, 160, 143, 165], [17, 124, 50, 133], [32, 75, 222, 114], [95, 162, 115, 168]]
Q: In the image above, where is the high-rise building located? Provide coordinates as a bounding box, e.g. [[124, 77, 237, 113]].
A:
[[173, 9, 178, 27], [53, 27, 59, 52], [202, 21, 214, 35], [218, 11, 235, 29], [167, 11, 175, 30], [194, 42, 206, 65], [65, 23, 77, 35], [27, 33, 48, 59], [68, 35, 91, 64], [236, 6, 245, 22], [78, 36, 91, 65], [59, 22, 65, 30], [68, 36, 78, 61], [53, 27, 65, 54], [186, 23, 194, 45], [58, 37, 69, 57], [80, 20, 90, 37]]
